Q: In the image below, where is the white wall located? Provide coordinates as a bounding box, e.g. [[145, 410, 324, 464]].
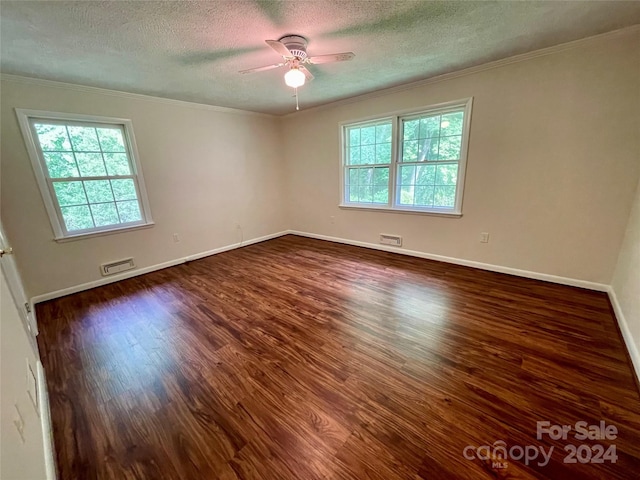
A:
[[611, 177, 640, 377], [1, 79, 287, 298], [1, 29, 638, 298], [0, 267, 48, 480], [282, 29, 640, 285]]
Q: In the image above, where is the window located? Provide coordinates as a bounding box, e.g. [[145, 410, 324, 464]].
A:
[[16, 110, 153, 240], [341, 98, 472, 215]]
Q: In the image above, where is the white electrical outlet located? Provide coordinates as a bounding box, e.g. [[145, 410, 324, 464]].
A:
[[173, 233, 180, 243], [480, 232, 490, 243]]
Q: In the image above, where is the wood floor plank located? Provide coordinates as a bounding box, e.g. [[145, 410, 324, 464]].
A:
[[36, 235, 640, 479]]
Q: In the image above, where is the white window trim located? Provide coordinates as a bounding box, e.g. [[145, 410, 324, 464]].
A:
[[15, 109, 154, 241], [339, 97, 473, 216]]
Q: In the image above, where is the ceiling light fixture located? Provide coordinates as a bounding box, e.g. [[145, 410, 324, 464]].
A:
[[284, 68, 305, 88], [239, 35, 354, 112]]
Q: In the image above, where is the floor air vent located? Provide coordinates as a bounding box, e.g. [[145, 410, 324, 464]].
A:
[[100, 258, 135, 276], [380, 234, 402, 247]]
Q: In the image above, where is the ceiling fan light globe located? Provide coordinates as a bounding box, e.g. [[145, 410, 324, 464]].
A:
[[284, 68, 305, 88]]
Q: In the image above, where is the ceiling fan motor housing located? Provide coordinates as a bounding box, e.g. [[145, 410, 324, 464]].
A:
[[278, 34, 308, 59]]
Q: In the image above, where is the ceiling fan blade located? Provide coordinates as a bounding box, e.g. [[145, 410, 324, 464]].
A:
[[266, 40, 292, 57], [300, 66, 314, 81], [307, 52, 355, 64], [239, 63, 284, 74]]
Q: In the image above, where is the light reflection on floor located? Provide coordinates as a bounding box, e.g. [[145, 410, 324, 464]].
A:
[[77, 284, 180, 402]]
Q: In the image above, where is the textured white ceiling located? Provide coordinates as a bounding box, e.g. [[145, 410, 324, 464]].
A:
[[2, 1, 640, 115]]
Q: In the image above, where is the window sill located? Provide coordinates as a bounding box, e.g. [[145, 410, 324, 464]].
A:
[[54, 222, 155, 243], [339, 204, 462, 218]]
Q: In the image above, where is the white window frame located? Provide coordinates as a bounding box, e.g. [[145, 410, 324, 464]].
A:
[[15, 109, 154, 241], [339, 98, 473, 216]]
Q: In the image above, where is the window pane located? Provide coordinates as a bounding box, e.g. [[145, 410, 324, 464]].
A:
[[441, 111, 464, 136], [84, 180, 114, 203], [361, 145, 375, 165], [403, 119, 419, 141], [96, 128, 126, 152], [438, 136, 462, 160], [104, 153, 131, 176], [53, 181, 87, 206], [348, 185, 358, 202], [435, 164, 458, 185], [34, 124, 72, 151], [373, 184, 388, 203], [373, 167, 389, 185], [419, 116, 440, 139], [67, 126, 101, 151], [43, 152, 79, 178], [419, 138, 439, 161], [399, 185, 414, 205], [358, 185, 372, 203], [402, 140, 418, 162], [90, 202, 120, 227], [414, 186, 435, 207], [360, 126, 376, 145], [348, 128, 360, 147], [416, 165, 436, 185], [61, 205, 94, 231], [117, 200, 142, 223], [349, 146, 361, 165], [76, 153, 107, 176], [376, 124, 392, 143], [358, 168, 373, 186], [348, 168, 359, 186], [434, 186, 456, 207], [111, 179, 137, 201], [399, 165, 416, 185], [375, 143, 391, 164]]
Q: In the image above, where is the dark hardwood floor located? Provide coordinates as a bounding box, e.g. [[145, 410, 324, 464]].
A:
[[36, 235, 640, 479]]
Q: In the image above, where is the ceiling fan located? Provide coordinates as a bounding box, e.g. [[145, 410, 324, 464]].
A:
[[239, 35, 355, 90]]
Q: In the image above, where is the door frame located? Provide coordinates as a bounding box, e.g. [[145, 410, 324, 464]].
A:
[[0, 221, 38, 339]]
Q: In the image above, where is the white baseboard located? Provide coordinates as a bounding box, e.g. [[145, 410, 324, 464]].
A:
[[31, 229, 609, 306], [30, 230, 289, 305], [607, 287, 640, 385], [31, 257, 186, 305], [183, 230, 284, 262], [287, 230, 609, 292], [37, 361, 57, 480]]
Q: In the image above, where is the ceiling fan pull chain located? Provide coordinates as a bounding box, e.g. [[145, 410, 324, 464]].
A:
[[295, 88, 299, 111]]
